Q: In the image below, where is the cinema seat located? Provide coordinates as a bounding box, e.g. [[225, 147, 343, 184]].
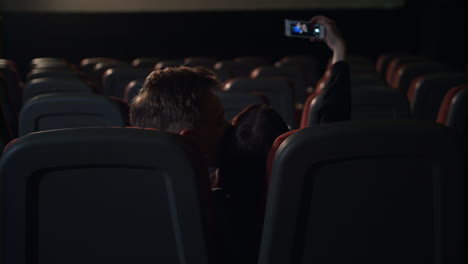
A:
[[19, 93, 129, 136], [375, 52, 411, 77], [275, 55, 321, 88], [223, 78, 295, 128], [408, 72, 468, 121], [124, 79, 145, 103], [251, 65, 307, 104], [184, 57, 217, 69], [233, 56, 269, 67], [93, 61, 129, 86], [262, 120, 464, 264], [214, 61, 256, 82], [0, 127, 216, 264], [26, 68, 79, 82], [31, 58, 67, 67], [155, 60, 184, 70], [132, 57, 162, 68], [102, 68, 152, 98], [301, 88, 409, 127], [436, 84, 468, 134], [22, 77, 93, 104], [385, 55, 426, 84], [219, 91, 267, 121], [80, 57, 120, 75], [390, 62, 447, 93]]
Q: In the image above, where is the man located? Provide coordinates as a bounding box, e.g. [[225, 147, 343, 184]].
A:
[[130, 66, 231, 167]]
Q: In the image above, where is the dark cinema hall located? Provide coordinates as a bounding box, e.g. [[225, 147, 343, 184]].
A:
[[0, 0, 466, 263]]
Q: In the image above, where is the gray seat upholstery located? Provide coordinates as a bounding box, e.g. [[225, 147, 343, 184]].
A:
[[252, 65, 307, 104], [261, 120, 464, 264], [304, 88, 410, 126], [409, 72, 468, 121], [19, 93, 129, 136], [131, 57, 162, 68], [0, 127, 216, 264], [124, 79, 145, 103], [223, 78, 295, 128], [22, 77, 93, 104], [102, 68, 152, 98], [219, 91, 267, 121]]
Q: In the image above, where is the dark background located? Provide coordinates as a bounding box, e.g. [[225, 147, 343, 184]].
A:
[[0, 0, 465, 78]]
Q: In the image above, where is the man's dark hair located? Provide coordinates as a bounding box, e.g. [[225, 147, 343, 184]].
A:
[[129, 66, 220, 132]]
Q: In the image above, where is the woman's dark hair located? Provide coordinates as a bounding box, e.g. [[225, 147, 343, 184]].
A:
[[217, 104, 289, 263], [229, 104, 290, 162]]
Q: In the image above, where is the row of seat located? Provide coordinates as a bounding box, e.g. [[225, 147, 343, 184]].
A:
[[1, 53, 467, 142], [0, 120, 463, 264]]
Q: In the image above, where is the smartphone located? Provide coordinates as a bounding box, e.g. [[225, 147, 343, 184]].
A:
[[284, 19, 325, 40]]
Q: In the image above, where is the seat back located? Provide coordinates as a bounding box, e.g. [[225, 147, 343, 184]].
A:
[[223, 78, 295, 128], [132, 57, 162, 68], [303, 88, 410, 127], [184, 57, 217, 69], [102, 68, 152, 98], [155, 60, 184, 70], [0, 127, 215, 264], [80, 57, 119, 75], [27, 68, 78, 82], [437, 84, 468, 134], [409, 72, 468, 121], [19, 93, 129, 136], [252, 65, 307, 104], [275, 55, 321, 88], [390, 62, 447, 93], [22, 78, 93, 104], [214, 61, 256, 82], [124, 79, 145, 103], [261, 120, 464, 264], [219, 91, 267, 121]]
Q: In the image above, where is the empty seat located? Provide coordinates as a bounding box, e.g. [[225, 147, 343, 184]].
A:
[[184, 57, 217, 69], [223, 78, 295, 128], [19, 93, 129, 136], [155, 60, 184, 70], [436, 84, 468, 134], [219, 91, 267, 121], [233, 56, 269, 67], [385, 55, 427, 84], [408, 72, 468, 121], [32, 61, 70, 70], [124, 79, 145, 103], [214, 61, 256, 82], [132, 57, 162, 68], [93, 61, 129, 85], [375, 52, 411, 77], [275, 55, 321, 87], [22, 78, 93, 104], [251, 65, 307, 104], [390, 62, 447, 94], [261, 120, 464, 264], [31, 57, 67, 68], [0, 127, 216, 264], [302, 88, 410, 127], [102, 68, 152, 98], [27, 68, 79, 82], [80, 57, 119, 75]]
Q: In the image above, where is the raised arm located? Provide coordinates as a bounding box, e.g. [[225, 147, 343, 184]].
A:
[[310, 16, 351, 123]]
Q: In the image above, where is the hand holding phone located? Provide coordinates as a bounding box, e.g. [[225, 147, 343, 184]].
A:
[[284, 19, 325, 40]]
